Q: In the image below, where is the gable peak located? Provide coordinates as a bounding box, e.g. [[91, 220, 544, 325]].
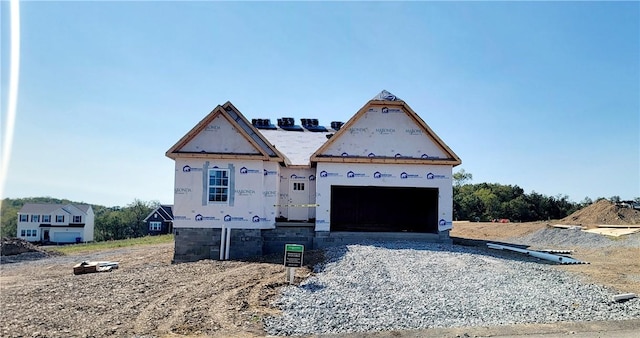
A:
[[372, 90, 402, 102]]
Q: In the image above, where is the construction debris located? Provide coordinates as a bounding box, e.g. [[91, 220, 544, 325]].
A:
[[538, 249, 574, 254], [612, 293, 637, 302], [550, 224, 585, 230], [596, 224, 640, 228], [487, 243, 588, 265], [583, 228, 640, 237], [73, 261, 119, 275]]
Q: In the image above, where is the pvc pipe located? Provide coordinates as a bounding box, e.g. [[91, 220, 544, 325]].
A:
[[219, 225, 226, 260], [612, 293, 637, 302], [487, 243, 587, 264], [225, 228, 231, 260]]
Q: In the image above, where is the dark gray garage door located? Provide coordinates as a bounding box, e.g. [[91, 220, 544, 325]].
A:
[[330, 185, 439, 233]]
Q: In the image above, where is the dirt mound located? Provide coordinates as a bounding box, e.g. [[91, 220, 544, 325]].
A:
[[562, 199, 640, 225], [1, 237, 46, 256]]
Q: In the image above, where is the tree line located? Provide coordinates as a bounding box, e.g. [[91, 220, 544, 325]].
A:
[[452, 169, 636, 222], [0, 197, 158, 241]]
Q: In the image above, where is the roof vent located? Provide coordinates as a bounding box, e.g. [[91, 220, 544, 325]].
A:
[[277, 117, 304, 131], [301, 118, 328, 132], [251, 118, 277, 130], [330, 121, 344, 131]]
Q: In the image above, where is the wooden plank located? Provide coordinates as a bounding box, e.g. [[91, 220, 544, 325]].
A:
[[550, 224, 585, 230], [596, 224, 640, 228], [583, 228, 640, 237]]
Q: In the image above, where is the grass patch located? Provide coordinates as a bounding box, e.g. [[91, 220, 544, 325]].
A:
[[48, 234, 174, 255]]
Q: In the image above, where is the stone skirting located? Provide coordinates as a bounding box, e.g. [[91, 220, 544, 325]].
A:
[[172, 227, 450, 263]]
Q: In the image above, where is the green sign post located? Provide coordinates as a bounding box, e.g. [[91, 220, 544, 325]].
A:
[[284, 244, 304, 284]]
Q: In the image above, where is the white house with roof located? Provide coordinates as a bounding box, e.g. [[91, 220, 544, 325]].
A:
[[17, 203, 95, 243], [166, 90, 461, 262]]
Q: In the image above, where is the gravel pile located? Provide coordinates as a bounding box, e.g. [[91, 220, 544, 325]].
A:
[[511, 228, 640, 249], [264, 242, 640, 336]]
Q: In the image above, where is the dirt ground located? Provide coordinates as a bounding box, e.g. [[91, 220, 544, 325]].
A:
[[1, 222, 639, 338], [0, 243, 321, 338], [450, 221, 640, 295]]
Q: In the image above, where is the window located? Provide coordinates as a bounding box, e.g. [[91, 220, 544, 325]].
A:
[[31, 229, 37, 237], [56, 215, 64, 222], [19, 214, 28, 222], [42, 215, 51, 223], [25, 229, 36, 237], [21, 229, 25, 236], [293, 182, 305, 191], [31, 215, 40, 222], [149, 221, 162, 231], [208, 169, 230, 202], [73, 215, 82, 223]]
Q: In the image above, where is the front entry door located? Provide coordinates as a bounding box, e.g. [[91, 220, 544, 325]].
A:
[[43, 230, 50, 242], [288, 181, 309, 221]]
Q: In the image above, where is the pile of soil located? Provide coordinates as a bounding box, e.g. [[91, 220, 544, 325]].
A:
[[0, 237, 46, 256], [562, 200, 640, 225]]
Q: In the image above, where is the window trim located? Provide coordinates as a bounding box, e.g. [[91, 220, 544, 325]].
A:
[[149, 221, 162, 231], [21, 229, 25, 236], [208, 168, 230, 203], [42, 215, 51, 223], [73, 215, 82, 223], [31, 215, 40, 222], [56, 215, 64, 223], [19, 214, 28, 222]]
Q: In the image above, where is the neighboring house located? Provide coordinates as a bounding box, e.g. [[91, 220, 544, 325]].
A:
[[166, 90, 461, 262], [17, 203, 95, 243], [143, 205, 174, 235]]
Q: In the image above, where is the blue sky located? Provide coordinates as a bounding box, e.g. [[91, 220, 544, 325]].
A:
[[1, 1, 638, 207]]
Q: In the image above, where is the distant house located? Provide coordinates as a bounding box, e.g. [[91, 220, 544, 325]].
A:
[[17, 203, 95, 243], [143, 205, 173, 235]]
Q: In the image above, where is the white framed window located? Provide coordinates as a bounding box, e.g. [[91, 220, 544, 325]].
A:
[[73, 215, 82, 223], [208, 169, 230, 203], [19, 214, 28, 222], [293, 182, 305, 191], [21, 229, 25, 236], [42, 215, 51, 222], [56, 215, 64, 222], [149, 221, 162, 231], [31, 215, 40, 222]]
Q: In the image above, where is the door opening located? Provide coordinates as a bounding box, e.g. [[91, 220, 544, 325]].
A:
[[288, 180, 309, 221]]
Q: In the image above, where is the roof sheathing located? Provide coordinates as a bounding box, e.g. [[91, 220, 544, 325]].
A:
[[310, 100, 461, 166], [259, 129, 333, 167]]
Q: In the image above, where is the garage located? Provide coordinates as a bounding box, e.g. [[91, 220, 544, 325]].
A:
[[52, 232, 82, 243], [330, 185, 439, 233]]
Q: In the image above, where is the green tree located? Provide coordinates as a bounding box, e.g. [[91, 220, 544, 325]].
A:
[[453, 169, 473, 187], [452, 173, 579, 222]]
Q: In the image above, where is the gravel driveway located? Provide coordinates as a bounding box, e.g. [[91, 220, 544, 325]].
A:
[[264, 242, 640, 336]]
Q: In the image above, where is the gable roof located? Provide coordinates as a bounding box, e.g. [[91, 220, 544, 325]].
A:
[[310, 90, 461, 166], [166, 91, 460, 168], [166, 103, 286, 163], [19, 203, 91, 215], [144, 205, 174, 222]]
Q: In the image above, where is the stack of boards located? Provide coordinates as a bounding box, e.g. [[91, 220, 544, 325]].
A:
[[73, 261, 119, 275], [551, 224, 640, 237]]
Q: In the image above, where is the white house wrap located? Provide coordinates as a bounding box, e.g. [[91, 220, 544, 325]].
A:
[[166, 91, 461, 262]]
